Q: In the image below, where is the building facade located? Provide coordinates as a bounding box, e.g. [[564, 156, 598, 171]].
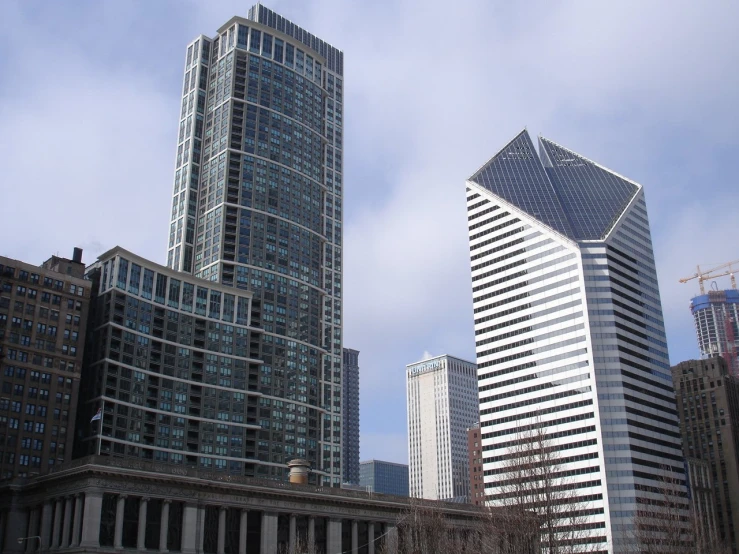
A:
[[466, 130, 687, 552], [672, 357, 739, 553], [0, 250, 90, 479], [76, 247, 276, 477], [359, 460, 409, 497], [0, 456, 496, 554], [342, 348, 360, 484], [467, 424, 484, 506], [164, 4, 345, 485], [406, 355, 478, 501], [691, 290, 739, 377]]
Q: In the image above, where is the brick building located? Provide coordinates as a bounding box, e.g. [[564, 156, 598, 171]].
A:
[[0, 249, 90, 478]]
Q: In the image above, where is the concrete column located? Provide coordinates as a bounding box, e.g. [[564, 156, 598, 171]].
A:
[[368, 523, 375, 554], [114, 495, 127, 550], [180, 503, 198, 554], [238, 510, 247, 554], [51, 498, 64, 549], [217, 507, 227, 554], [26, 508, 40, 553], [70, 494, 83, 548], [385, 524, 398, 554], [40, 502, 53, 551], [2, 501, 29, 554], [326, 519, 342, 554], [79, 491, 103, 548], [61, 496, 73, 548], [138, 497, 149, 551], [289, 514, 296, 553], [351, 520, 358, 554], [159, 500, 171, 553], [260, 512, 278, 554], [307, 517, 316, 554], [197, 506, 205, 554]]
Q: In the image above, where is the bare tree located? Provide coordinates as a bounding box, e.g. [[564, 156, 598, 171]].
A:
[[378, 497, 540, 554], [486, 423, 604, 553]]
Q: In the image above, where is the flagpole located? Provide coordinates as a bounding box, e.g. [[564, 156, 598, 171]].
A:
[[97, 399, 104, 456]]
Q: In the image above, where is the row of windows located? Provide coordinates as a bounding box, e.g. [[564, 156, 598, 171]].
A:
[[470, 238, 554, 274], [482, 410, 594, 440], [468, 217, 520, 243], [0, 266, 85, 295], [468, 210, 510, 232], [481, 398, 593, 429], [481, 371, 590, 406], [480, 384, 592, 416], [479, 360, 590, 393], [470, 233, 527, 263], [478, 324, 585, 359], [484, 424, 596, 454], [483, 438, 598, 465], [472, 245, 568, 283], [467, 204, 499, 222], [478, 347, 587, 382]]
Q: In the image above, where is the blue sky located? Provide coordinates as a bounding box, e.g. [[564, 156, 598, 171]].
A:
[[1, 0, 738, 465]]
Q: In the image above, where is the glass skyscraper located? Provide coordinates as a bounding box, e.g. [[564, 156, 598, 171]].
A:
[[342, 348, 360, 484], [466, 130, 687, 551], [165, 5, 344, 485], [359, 460, 409, 497]]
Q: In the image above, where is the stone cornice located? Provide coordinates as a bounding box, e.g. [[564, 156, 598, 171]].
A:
[[0, 456, 486, 525]]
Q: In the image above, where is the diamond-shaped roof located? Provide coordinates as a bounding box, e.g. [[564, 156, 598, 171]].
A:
[[468, 130, 640, 241], [469, 130, 574, 238], [539, 137, 639, 240]]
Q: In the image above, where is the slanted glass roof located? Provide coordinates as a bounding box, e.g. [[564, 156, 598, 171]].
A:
[[469, 130, 640, 241], [539, 137, 638, 240], [469, 130, 574, 238]]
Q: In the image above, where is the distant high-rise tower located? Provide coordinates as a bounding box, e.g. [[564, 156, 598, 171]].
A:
[[466, 129, 687, 552], [406, 355, 478, 501], [165, 4, 345, 484], [691, 290, 739, 377], [359, 460, 409, 496], [342, 348, 359, 484]]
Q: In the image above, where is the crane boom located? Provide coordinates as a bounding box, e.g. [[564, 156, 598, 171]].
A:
[[679, 259, 739, 294]]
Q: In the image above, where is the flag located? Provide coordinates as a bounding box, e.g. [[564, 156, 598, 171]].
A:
[[90, 407, 102, 423]]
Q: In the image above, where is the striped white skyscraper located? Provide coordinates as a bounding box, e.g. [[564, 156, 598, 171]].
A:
[[466, 130, 687, 552], [406, 355, 478, 502]]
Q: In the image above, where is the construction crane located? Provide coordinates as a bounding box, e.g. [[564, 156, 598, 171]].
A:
[[679, 259, 739, 295], [681, 259, 739, 377]]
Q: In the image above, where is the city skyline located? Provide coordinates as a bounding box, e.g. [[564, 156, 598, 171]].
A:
[[1, 0, 738, 465]]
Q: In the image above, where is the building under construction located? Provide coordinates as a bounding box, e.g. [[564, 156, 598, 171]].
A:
[[691, 290, 739, 376], [682, 261, 739, 377]]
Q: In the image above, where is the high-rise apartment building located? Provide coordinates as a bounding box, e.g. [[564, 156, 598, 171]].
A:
[[359, 459, 409, 496], [76, 247, 265, 473], [466, 129, 686, 551], [406, 354, 478, 501], [672, 357, 739, 553], [0, 249, 90, 478], [342, 348, 359, 484], [165, 5, 344, 484], [691, 290, 739, 376]]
